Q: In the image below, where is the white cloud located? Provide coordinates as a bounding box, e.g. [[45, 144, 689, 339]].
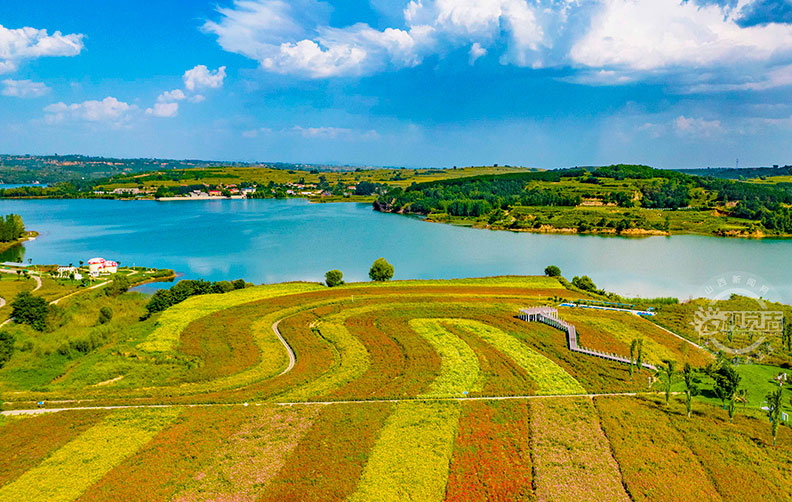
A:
[[146, 101, 179, 118], [189, 94, 206, 103], [0, 24, 84, 74], [157, 89, 186, 102], [202, 0, 792, 91], [674, 115, 724, 138], [1, 78, 50, 98], [44, 97, 136, 124], [292, 125, 379, 140], [242, 127, 272, 138], [183, 65, 226, 91], [469, 42, 487, 64]]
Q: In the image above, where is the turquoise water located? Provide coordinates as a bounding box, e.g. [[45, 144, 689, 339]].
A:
[[0, 198, 790, 302]]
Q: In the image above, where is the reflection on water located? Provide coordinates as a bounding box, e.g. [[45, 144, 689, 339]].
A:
[[0, 244, 25, 264], [0, 198, 790, 303]]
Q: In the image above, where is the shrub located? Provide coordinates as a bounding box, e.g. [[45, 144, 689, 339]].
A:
[[369, 258, 394, 282], [544, 265, 562, 277], [325, 270, 344, 287], [104, 274, 130, 296], [572, 275, 598, 293], [98, 306, 113, 325], [0, 331, 14, 368], [11, 291, 49, 331]]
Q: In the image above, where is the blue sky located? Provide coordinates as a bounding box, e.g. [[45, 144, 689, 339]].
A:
[[1, 0, 792, 168]]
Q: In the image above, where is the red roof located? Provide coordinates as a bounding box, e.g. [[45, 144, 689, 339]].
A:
[[88, 258, 106, 264]]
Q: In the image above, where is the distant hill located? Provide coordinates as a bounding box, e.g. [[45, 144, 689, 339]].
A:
[[676, 165, 792, 180]]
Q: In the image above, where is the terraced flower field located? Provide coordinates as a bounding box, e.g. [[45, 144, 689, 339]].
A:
[[1, 276, 788, 501]]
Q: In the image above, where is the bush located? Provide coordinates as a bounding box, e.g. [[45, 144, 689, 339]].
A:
[[0, 331, 14, 368], [98, 306, 113, 325], [369, 258, 394, 282], [11, 291, 49, 331], [325, 270, 344, 287], [104, 274, 130, 296], [544, 265, 562, 277], [571, 275, 598, 293]]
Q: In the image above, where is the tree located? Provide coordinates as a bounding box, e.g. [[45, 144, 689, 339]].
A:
[[11, 291, 49, 331], [714, 363, 742, 421], [659, 360, 676, 406], [325, 270, 344, 287], [784, 320, 792, 352], [629, 339, 637, 382], [98, 306, 113, 325], [0, 331, 14, 368], [571, 275, 598, 293], [369, 258, 394, 282], [683, 363, 699, 418], [104, 274, 130, 296], [728, 388, 748, 423], [544, 265, 561, 277], [766, 388, 783, 446], [636, 339, 645, 374]]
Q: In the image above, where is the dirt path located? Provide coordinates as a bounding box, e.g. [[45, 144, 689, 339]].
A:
[[1, 391, 680, 416], [271, 318, 296, 376]]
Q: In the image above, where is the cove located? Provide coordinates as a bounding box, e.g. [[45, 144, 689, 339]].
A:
[[0, 198, 790, 303]]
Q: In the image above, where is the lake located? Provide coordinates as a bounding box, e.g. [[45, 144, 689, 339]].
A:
[[1, 198, 790, 303]]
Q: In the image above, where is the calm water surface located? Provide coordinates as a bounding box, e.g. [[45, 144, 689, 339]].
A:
[[1, 198, 790, 302]]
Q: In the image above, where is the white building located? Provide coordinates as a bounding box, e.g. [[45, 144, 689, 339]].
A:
[[87, 257, 118, 276]]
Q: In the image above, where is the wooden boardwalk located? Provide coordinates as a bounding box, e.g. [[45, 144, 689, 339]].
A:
[[519, 307, 657, 371]]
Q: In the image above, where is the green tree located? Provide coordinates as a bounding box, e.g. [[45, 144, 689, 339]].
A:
[[544, 265, 561, 277], [98, 306, 113, 325], [104, 274, 130, 296], [713, 362, 742, 422], [784, 320, 792, 352], [683, 363, 699, 418], [728, 388, 748, 423], [766, 388, 784, 446], [325, 269, 344, 287], [0, 331, 14, 368], [629, 339, 637, 382], [11, 291, 49, 331], [369, 258, 394, 282], [636, 339, 645, 374], [571, 275, 598, 293], [659, 360, 676, 406]]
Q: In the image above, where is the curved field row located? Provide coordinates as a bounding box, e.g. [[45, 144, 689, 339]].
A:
[[560, 308, 711, 367], [0, 408, 182, 502], [447, 319, 584, 395], [138, 282, 325, 353]]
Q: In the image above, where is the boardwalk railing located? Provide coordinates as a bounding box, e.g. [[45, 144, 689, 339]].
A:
[[518, 307, 657, 371]]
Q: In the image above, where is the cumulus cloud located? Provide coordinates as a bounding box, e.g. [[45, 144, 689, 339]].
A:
[[0, 24, 84, 74], [146, 101, 179, 118], [469, 42, 487, 64], [1, 78, 50, 98], [202, 0, 792, 91], [157, 89, 186, 102], [674, 115, 724, 137], [44, 97, 136, 124], [183, 65, 226, 91]]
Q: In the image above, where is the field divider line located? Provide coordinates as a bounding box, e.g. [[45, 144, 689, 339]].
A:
[[1, 391, 685, 416]]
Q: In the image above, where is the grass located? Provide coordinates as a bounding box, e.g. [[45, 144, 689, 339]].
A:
[[260, 402, 393, 501], [530, 397, 630, 502], [595, 395, 792, 501], [409, 319, 482, 397], [172, 405, 319, 501], [348, 401, 461, 502], [445, 400, 535, 501], [0, 407, 182, 502], [450, 319, 585, 395], [138, 282, 323, 353]]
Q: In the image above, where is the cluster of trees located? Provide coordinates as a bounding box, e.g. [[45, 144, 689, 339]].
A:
[[0, 213, 25, 242], [324, 258, 395, 288], [11, 291, 51, 331], [145, 279, 249, 316], [373, 164, 792, 234]]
